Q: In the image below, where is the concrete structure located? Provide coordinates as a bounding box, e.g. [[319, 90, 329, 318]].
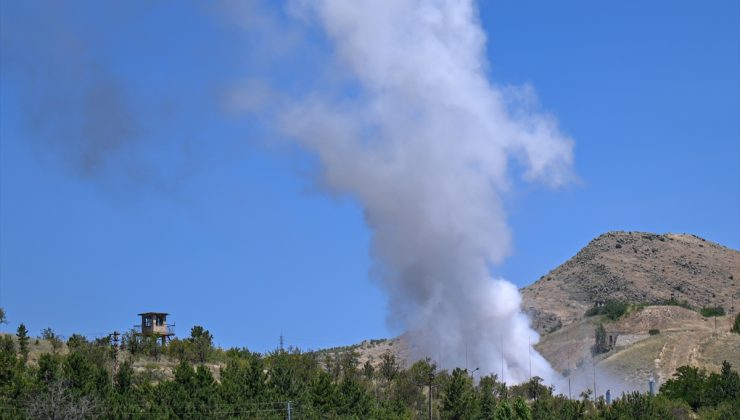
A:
[[137, 312, 174, 345], [603, 327, 621, 350]]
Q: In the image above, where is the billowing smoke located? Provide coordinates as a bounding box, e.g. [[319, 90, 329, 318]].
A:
[[280, 0, 573, 383], [2, 0, 575, 384]]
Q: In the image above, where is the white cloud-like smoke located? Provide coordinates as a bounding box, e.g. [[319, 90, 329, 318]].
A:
[[278, 0, 573, 383]]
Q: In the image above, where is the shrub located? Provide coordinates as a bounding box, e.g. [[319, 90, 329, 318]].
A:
[[731, 313, 740, 334], [698, 400, 740, 420], [605, 301, 629, 319], [663, 298, 692, 309], [585, 300, 629, 320], [700, 306, 725, 317], [585, 306, 599, 317], [649, 329, 660, 335]]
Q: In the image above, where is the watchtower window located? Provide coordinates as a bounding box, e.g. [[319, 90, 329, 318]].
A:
[[144, 317, 152, 327], [156, 317, 164, 326]]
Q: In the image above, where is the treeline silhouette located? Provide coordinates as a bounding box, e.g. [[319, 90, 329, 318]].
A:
[[0, 323, 738, 419]]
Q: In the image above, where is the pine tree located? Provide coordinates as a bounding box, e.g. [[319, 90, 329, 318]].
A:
[[494, 400, 513, 420], [441, 368, 476, 420], [513, 396, 532, 420], [593, 323, 608, 354], [478, 375, 498, 419], [362, 359, 375, 380], [16, 323, 29, 362], [379, 351, 399, 381], [188, 325, 213, 363]]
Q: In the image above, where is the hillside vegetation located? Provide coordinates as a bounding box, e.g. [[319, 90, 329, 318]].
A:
[[1, 321, 739, 418]]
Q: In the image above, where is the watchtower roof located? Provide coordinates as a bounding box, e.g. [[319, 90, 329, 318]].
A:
[[138, 312, 169, 316]]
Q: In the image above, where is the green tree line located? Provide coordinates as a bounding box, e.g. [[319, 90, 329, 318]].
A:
[[0, 319, 738, 418]]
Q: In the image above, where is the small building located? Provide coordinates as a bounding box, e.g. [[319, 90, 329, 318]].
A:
[[137, 312, 174, 345], [603, 327, 620, 350]]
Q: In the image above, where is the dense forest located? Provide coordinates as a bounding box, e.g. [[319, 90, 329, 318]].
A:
[[1, 309, 739, 419]]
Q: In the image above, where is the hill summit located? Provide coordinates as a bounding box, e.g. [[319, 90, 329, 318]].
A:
[[521, 231, 739, 334]]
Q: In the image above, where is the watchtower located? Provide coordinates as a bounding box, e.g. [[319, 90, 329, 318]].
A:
[[136, 312, 175, 345]]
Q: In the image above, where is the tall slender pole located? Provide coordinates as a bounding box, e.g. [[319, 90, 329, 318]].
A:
[[593, 362, 597, 402], [568, 327, 572, 399], [500, 334, 504, 383], [465, 341, 468, 371], [568, 376, 572, 400], [528, 335, 532, 381], [287, 401, 292, 420]]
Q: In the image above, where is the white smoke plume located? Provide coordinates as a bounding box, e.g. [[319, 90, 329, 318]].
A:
[[279, 0, 574, 384]]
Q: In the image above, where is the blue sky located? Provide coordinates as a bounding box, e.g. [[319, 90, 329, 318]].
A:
[[1, 0, 738, 351]]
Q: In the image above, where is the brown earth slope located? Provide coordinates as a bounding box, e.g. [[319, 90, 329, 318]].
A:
[[521, 231, 739, 334], [533, 305, 739, 392], [339, 232, 739, 391]]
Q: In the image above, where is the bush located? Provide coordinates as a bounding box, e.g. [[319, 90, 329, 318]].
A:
[[663, 298, 692, 309], [700, 306, 725, 317], [585, 306, 599, 317], [731, 313, 740, 334], [698, 399, 740, 420], [585, 300, 629, 320], [649, 329, 660, 335]]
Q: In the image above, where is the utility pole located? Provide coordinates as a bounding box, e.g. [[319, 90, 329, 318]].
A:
[[428, 372, 434, 420], [593, 361, 597, 402], [568, 375, 572, 400], [528, 335, 532, 381], [567, 327, 572, 399], [279, 333, 284, 352], [287, 401, 292, 420], [500, 334, 504, 383]]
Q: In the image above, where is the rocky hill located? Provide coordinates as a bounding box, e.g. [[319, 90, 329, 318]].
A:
[[343, 231, 739, 392], [521, 231, 739, 335]]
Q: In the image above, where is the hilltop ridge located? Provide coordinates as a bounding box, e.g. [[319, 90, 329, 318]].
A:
[[521, 231, 739, 334]]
